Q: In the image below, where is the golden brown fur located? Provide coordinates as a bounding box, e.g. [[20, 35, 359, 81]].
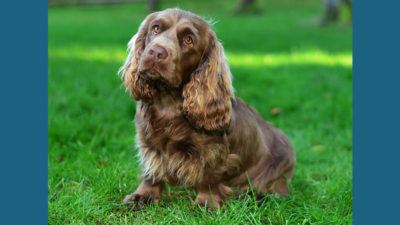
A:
[[120, 8, 296, 208]]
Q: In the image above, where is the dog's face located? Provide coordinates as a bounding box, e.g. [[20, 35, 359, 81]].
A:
[[138, 10, 209, 88], [120, 8, 235, 131]]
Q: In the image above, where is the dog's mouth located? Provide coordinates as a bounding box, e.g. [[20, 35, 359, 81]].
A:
[[139, 68, 175, 88], [139, 68, 162, 80]]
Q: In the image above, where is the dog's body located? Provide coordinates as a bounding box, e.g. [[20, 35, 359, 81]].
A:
[[120, 8, 295, 208]]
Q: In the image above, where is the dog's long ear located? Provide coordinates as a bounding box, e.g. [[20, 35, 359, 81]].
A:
[[183, 31, 234, 131], [119, 14, 156, 102]]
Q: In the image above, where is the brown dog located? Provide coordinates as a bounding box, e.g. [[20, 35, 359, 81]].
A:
[[119, 8, 295, 208]]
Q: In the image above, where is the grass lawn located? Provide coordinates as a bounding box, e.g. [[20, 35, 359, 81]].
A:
[[48, 0, 352, 224]]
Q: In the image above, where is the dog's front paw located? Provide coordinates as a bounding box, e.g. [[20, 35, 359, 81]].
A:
[[195, 193, 223, 209], [124, 193, 160, 204], [123, 192, 160, 210], [123, 180, 163, 210]]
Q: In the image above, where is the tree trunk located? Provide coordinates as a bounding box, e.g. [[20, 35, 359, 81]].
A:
[[148, 0, 159, 12]]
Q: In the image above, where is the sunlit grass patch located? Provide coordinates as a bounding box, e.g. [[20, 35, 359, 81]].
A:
[[49, 46, 127, 64], [49, 46, 352, 68], [227, 50, 352, 68]]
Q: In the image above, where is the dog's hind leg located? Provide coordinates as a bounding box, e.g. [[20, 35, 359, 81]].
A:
[[266, 163, 294, 197], [234, 141, 295, 197]]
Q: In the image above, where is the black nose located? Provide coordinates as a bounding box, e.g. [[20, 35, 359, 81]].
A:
[[148, 45, 168, 62]]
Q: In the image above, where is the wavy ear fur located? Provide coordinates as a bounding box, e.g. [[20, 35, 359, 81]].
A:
[[119, 14, 156, 102], [183, 32, 234, 131]]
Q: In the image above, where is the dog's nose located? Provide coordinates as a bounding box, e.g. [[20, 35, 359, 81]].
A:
[[148, 45, 168, 62]]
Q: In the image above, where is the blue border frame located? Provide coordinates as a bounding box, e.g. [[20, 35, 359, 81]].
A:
[[354, 0, 400, 224], [1, 0, 400, 223], [0, 0, 48, 224]]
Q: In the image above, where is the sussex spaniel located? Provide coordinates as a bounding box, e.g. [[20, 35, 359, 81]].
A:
[[120, 8, 296, 208]]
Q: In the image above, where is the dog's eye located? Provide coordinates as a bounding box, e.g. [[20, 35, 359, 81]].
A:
[[184, 35, 193, 46], [152, 25, 160, 34]]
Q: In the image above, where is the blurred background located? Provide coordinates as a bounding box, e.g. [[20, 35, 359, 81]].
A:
[[48, 0, 352, 224]]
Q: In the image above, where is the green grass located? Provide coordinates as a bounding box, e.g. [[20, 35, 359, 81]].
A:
[[48, 0, 352, 224]]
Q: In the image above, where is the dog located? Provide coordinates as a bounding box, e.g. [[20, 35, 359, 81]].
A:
[[119, 8, 295, 208]]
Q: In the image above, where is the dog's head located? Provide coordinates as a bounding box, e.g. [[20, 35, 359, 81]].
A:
[[120, 8, 234, 131]]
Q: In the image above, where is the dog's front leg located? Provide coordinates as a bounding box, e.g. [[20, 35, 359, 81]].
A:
[[123, 179, 164, 207]]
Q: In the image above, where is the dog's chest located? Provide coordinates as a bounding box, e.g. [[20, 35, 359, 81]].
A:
[[136, 103, 205, 186], [142, 103, 195, 152]]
